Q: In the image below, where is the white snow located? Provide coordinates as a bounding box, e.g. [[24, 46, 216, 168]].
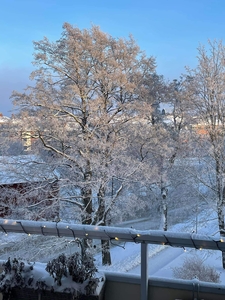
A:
[[0, 208, 225, 285], [95, 208, 225, 284], [0, 155, 55, 184], [29, 262, 104, 294]]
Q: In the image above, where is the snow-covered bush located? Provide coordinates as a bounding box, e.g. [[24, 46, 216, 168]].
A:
[[0, 258, 35, 293], [172, 255, 220, 283], [45, 253, 68, 286], [0, 253, 103, 297], [46, 252, 97, 285], [67, 252, 97, 283]]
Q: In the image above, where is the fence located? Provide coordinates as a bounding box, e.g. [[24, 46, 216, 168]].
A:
[[0, 219, 225, 300]]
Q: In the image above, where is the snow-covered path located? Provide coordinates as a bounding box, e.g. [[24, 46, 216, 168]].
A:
[[128, 246, 184, 276], [96, 236, 225, 283], [96, 209, 225, 284]]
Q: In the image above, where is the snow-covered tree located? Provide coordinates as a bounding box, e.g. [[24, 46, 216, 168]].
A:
[[142, 77, 191, 231], [186, 40, 225, 268], [11, 23, 157, 265]]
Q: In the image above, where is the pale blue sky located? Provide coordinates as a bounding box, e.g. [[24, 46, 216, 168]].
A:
[[1, 0, 225, 116]]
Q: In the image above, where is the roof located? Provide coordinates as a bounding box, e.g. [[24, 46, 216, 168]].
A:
[[0, 155, 55, 185], [0, 115, 10, 123]]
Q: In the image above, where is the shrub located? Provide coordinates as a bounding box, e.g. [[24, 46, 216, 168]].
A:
[[45, 253, 68, 286], [172, 255, 220, 283], [46, 252, 97, 285], [0, 253, 103, 298], [0, 258, 35, 293], [67, 252, 97, 283]]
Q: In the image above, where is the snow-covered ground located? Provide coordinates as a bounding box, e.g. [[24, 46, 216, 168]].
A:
[[0, 208, 225, 284], [95, 208, 225, 284]]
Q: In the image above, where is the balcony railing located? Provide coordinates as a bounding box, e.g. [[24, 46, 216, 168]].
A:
[[0, 218, 225, 300]]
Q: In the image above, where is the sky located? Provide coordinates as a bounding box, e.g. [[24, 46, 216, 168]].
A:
[[1, 0, 225, 116]]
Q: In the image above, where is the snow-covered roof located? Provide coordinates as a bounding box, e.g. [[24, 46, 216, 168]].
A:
[[0, 155, 55, 185], [0, 116, 10, 123]]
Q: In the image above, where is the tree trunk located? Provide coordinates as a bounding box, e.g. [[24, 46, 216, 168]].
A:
[[80, 168, 93, 258], [82, 166, 93, 224], [160, 186, 168, 231], [217, 201, 225, 268], [215, 158, 225, 269], [161, 202, 168, 231], [81, 185, 92, 225], [101, 240, 112, 265], [217, 188, 225, 269], [97, 185, 112, 265]]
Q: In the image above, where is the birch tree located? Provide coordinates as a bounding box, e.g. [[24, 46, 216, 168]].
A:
[[11, 23, 156, 265], [145, 78, 191, 231], [186, 40, 225, 268]]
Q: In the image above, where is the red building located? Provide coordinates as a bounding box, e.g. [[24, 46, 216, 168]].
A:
[[0, 155, 59, 220]]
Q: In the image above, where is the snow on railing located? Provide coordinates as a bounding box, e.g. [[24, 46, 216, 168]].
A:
[[0, 218, 224, 251], [0, 218, 225, 300]]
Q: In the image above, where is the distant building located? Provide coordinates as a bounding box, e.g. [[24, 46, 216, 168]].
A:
[[0, 155, 59, 220], [0, 113, 10, 123]]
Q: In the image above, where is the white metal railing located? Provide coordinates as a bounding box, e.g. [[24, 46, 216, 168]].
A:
[[0, 218, 225, 300]]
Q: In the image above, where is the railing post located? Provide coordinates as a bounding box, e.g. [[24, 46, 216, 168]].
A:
[[141, 242, 148, 300]]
